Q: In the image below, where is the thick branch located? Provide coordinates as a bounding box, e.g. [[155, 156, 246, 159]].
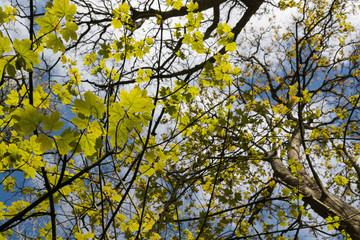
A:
[[265, 139, 360, 239], [131, 0, 227, 21]]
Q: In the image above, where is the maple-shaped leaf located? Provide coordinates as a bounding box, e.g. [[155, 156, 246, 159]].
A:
[[80, 133, 97, 157], [74, 91, 105, 119], [71, 116, 88, 129], [54, 128, 81, 155], [23, 166, 37, 179], [24, 136, 43, 155], [35, 12, 59, 35], [120, 86, 154, 113], [49, 0, 77, 21], [225, 42, 237, 52], [13, 39, 40, 70], [12, 105, 44, 134], [36, 134, 54, 152], [5, 90, 19, 106], [6, 63, 16, 77], [98, 43, 111, 58], [0, 7, 9, 24], [43, 111, 64, 131], [109, 102, 125, 123], [46, 34, 65, 53], [60, 21, 78, 42], [108, 123, 129, 146], [140, 164, 156, 177], [0, 36, 11, 54]]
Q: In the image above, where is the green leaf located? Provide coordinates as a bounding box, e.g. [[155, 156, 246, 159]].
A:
[[128, 221, 139, 232], [0, 7, 9, 24], [60, 21, 78, 42], [140, 164, 156, 177], [4, 90, 19, 106], [120, 86, 154, 113], [3, 176, 15, 192], [80, 133, 97, 157], [54, 128, 81, 155], [187, 1, 199, 12], [109, 102, 125, 122], [49, 0, 77, 21], [12, 105, 44, 134], [6, 63, 16, 77], [0, 36, 11, 54], [25, 136, 43, 155], [225, 42, 237, 52], [24, 166, 37, 179], [13, 39, 40, 70], [43, 111, 65, 131], [35, 12, 59, 35], [279, 221, 287, 228], [74, 91, 105, 119], [36, 134, 54, 152], [334, 175, 349, 186], [46, 34, 65, 53], [71, 116, 88, 129], [98, 43, 111, 58]]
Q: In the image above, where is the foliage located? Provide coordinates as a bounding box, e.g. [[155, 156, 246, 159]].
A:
[[0, 0, 360, 239]]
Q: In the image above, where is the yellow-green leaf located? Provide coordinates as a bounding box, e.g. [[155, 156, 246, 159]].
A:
[[49, 0, 77, 21]]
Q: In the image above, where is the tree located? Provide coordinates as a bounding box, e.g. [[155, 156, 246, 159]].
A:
[[0, 0, 360, 239]]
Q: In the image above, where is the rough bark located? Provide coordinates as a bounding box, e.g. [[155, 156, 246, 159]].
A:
[[266, 131, 360, 239]]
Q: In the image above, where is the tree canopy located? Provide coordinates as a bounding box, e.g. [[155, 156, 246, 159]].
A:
[[1, 0, 360, 239]]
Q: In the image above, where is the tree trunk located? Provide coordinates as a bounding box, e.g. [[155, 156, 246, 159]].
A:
[[266, 130, 360, 239]]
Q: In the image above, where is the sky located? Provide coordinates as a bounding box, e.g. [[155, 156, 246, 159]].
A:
[[0, 0, 359, 239]]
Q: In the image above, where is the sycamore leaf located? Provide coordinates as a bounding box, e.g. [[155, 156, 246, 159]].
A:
[[74, 231, 95, 240], [36, 134, 54, 152], [71, 116, 88, 129], [5, 90, 19, 106], [43, 111, 65, 131], [49, 0, 77, 21], [46, 34, 65, 53], [334, 175, 349, 186], [0, 36, 11, 54], [109, 102, 125, 123], [0, 58, 5, 78], [225, 42, 237, 52], [74, 91, 105, 119], [111, 18, 123, 29], [98, 43, 111, 58], [120, 86, 154, 113], [24, 167, 37, 179], [12, 105, 44, 134], [154, 159, 166, 173], [54, 128, 81, 155], [111, 194, 121, 202], [128, 221, 139, 232], [216, 22, 232, 36], [108, 123, 129, 146], [13, 39, 40, 70], [187, 1, 198, 11], [0, 7, 9, 24], [140, 164, 155, 177], [35, 12, 60, 35], [24, 136, 43, 155], [280, 221, 287, 228], [80, 133, 97, 157], [2, 176, 15, 192], [60, 21, 78, 42], [6, 63, 16, 77]]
